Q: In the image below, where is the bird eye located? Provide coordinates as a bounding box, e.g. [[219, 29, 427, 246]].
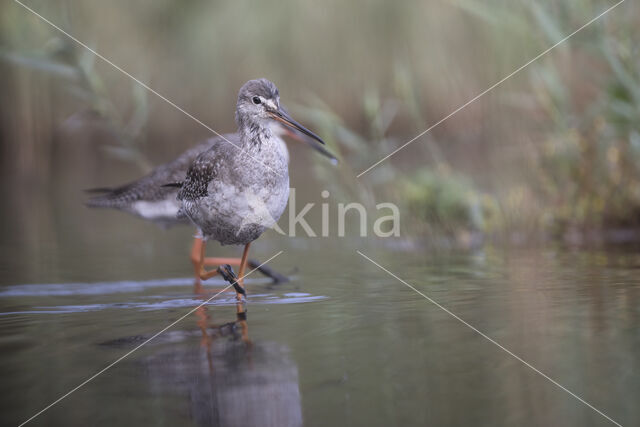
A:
[[252, 96, 261, 105]]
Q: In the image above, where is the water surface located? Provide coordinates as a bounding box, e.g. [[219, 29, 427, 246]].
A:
[[1, 232, 638, 426]]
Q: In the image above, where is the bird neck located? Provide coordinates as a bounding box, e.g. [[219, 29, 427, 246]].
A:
[[236, 114, 274, 148], [238, 122, 274, 149]]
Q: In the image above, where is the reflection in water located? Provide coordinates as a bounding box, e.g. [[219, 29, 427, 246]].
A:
[[141, 299, 303, 427], [1, 245, 639, 425]]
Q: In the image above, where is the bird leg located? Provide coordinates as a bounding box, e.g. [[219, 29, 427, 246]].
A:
[[191, 236, 239, 281], [217, 264, 246, 298], [203, 257, 242, 266], [236, 242, 251, 301], [201, 244, 251, 301], [191, 237, 220, 281], [191, 235, 287, 283], [190, 236, 243, 266], [190, 236, 206, 279], [190, 235, 254, 300]]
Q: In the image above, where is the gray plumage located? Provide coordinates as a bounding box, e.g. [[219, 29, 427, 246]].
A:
[[86, 140, 215, 227], [85, 127, 294, 228], [178, 79, 293, 246], [87, 78, 328, 246]]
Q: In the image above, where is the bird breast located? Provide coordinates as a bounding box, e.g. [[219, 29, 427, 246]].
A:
[[188, 142, 290, 246]]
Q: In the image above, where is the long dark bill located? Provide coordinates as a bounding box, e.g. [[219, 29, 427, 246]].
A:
[[269, 107, 325, 145]]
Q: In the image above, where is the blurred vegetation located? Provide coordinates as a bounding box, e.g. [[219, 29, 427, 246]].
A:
[[402, 170, 497, 236], [2, 38, 153, 171], [1, 0, 639, 245], [502, 0, 640, 237], [302, 0, 640, 243], [531, 34, 640, 234], [299, 80, 498, 244]]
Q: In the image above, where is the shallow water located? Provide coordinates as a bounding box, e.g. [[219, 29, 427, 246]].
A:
[[1, 228, 639, 426], [0, 156, 639, 426]]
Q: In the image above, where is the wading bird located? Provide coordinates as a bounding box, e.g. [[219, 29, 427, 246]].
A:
[[87, 90, 335, 285], [175, 79, 327, 299]]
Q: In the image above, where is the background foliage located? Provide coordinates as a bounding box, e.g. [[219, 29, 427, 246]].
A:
[[2, 0, 638, 244]]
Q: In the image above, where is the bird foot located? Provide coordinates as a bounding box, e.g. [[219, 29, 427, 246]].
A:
[[217, 264, 246, 299]]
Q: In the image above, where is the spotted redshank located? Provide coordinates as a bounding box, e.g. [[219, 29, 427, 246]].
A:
[[87, 96, 335, 283], [177, 78, 326, 299]]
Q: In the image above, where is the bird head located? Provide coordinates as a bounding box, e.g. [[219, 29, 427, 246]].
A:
[[236, 78, 326, 147]]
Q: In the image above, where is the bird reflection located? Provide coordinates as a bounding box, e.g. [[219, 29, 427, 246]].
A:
[[194, 300, 252, 374], [141, 289, 303, 427]]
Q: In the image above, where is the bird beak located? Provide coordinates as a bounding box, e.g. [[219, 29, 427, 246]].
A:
[[281, 127, 338, 164], [269, 107, 325, 145]]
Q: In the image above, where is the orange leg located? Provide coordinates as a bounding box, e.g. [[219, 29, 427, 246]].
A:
[[190, 233, 252, 300], [199, 242, 221, 280], [190, 234, 243, 273], [190, 232, 287, 284], [203, 257, 242, 266], [190, 235, 220, 281], [235, 242, 251, 301], [190, 236, 204, 278], [191, 237, 205, 293]]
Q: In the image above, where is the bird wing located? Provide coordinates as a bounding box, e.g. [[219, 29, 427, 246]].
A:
[[85, 140, 216, 209], [177, 143, 225, 201]]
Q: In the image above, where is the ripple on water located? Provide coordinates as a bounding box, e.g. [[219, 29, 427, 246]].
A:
[[0, 277, 327, 316], [0, 276, 281, 297]]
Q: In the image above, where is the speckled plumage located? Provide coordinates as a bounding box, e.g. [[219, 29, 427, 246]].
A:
[[85, 124, 302, 228], [87, 78, 327, 249], [179, 79, 292, 246], [85, 140, 216, 227]]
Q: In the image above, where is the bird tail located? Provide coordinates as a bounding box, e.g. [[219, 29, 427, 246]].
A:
[[84, 184, 137, 209], [84, 187, 116, 194]]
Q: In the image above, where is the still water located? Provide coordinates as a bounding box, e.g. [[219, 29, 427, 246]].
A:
[[0, 157, 638, 426], [1, 224, 639, 426]]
